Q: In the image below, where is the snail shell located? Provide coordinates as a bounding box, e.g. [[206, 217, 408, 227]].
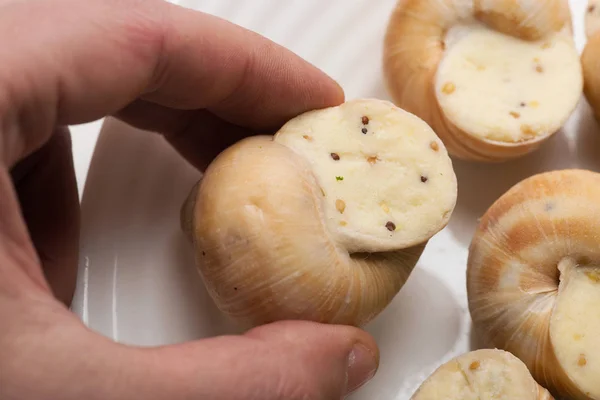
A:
[[582, 0, 600, 119], [383, 0, 582, 162], [467, 170, 600, 400], [411, 349, 554, 400], [181, 99, 457, 328]]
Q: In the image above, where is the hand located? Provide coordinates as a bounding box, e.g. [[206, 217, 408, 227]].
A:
[[0, 0, 379, 399]]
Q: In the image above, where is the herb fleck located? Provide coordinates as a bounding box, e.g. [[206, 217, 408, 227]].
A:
[[335, 199, 346, 214], [586, 271, 600, 283], [442, 82, 456, 94], [367, 156, 378, 165], [520, 124, 536, 139], [336, 176, 344, 181], [380, 202, 390, 213]]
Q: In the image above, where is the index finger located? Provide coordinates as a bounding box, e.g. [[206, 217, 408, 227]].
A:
[[0, 0, 344, 163]]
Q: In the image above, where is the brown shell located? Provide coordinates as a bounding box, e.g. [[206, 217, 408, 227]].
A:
[[383, 0, 574, 162], [467, 170, 600, 400], [474, 0, 569, 41], [583, 1, 600, 120], [181, 135, 427, 329]]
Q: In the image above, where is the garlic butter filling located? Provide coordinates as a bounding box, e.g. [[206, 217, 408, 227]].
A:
[[411, 349, 549, 400], [436, 23, 582, 144], [274, 99, 457, 253]]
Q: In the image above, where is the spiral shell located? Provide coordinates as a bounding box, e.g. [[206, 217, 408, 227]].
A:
[[383, 0, 582, 162], [582, 0, 600, 119], [411, 349, 554, 400], [182, 99, 458, 328], [467, 170, 600, 400]]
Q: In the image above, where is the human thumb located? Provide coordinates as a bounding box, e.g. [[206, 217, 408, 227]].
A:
[[241, 320, 380, 398], [111, 320, 379, 400], [4, 299, 379, 400]]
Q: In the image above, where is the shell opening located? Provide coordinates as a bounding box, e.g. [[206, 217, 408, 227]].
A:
[[473, 0, 569, 41]]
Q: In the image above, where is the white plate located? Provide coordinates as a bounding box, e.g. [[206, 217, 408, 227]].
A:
[[71, 1, 598, 398]]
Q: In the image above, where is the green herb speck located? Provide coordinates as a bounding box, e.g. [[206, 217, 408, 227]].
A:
[[336, 176, 344, 181]]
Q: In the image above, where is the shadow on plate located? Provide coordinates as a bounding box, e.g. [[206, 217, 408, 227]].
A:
[[447, 128, 573, 248], [167, 231, 245, 341], [348, 267, 463, 399], [573, 100, 600, 172], [368, 78, 396, 103], [468, 325, 493, 352]]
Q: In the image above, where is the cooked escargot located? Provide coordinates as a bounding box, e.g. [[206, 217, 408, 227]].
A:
[[383, 0, 582, 162], [411, 349, 553, 400], [582, 0, 600, 119], [467, 170, 600, 400], [181, 99, 457, 328]]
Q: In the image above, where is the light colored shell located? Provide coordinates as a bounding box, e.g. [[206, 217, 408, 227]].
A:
[[467, 170, 600, 400], [181, 99, 457, 328], [582, 0, 600, 119], [473, 0, 569, 41], [585, 0, 600, 39], [383, 0, 580, 162], [411, 349, 554, 400]]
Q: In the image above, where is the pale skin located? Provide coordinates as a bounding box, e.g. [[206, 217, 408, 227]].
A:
[[0, 0, 380, 399]]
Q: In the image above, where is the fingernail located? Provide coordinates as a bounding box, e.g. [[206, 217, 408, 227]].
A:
[[345, 343, 378, 395]]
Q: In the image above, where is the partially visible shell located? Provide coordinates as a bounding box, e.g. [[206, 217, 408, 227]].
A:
[[582, 0, 600, 119], [585, 0, 600, 39], [410, 349, 554, 400], [467, 170, 600, 400], [474, 0, 569, 40], [383, 0, 581, 162]]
